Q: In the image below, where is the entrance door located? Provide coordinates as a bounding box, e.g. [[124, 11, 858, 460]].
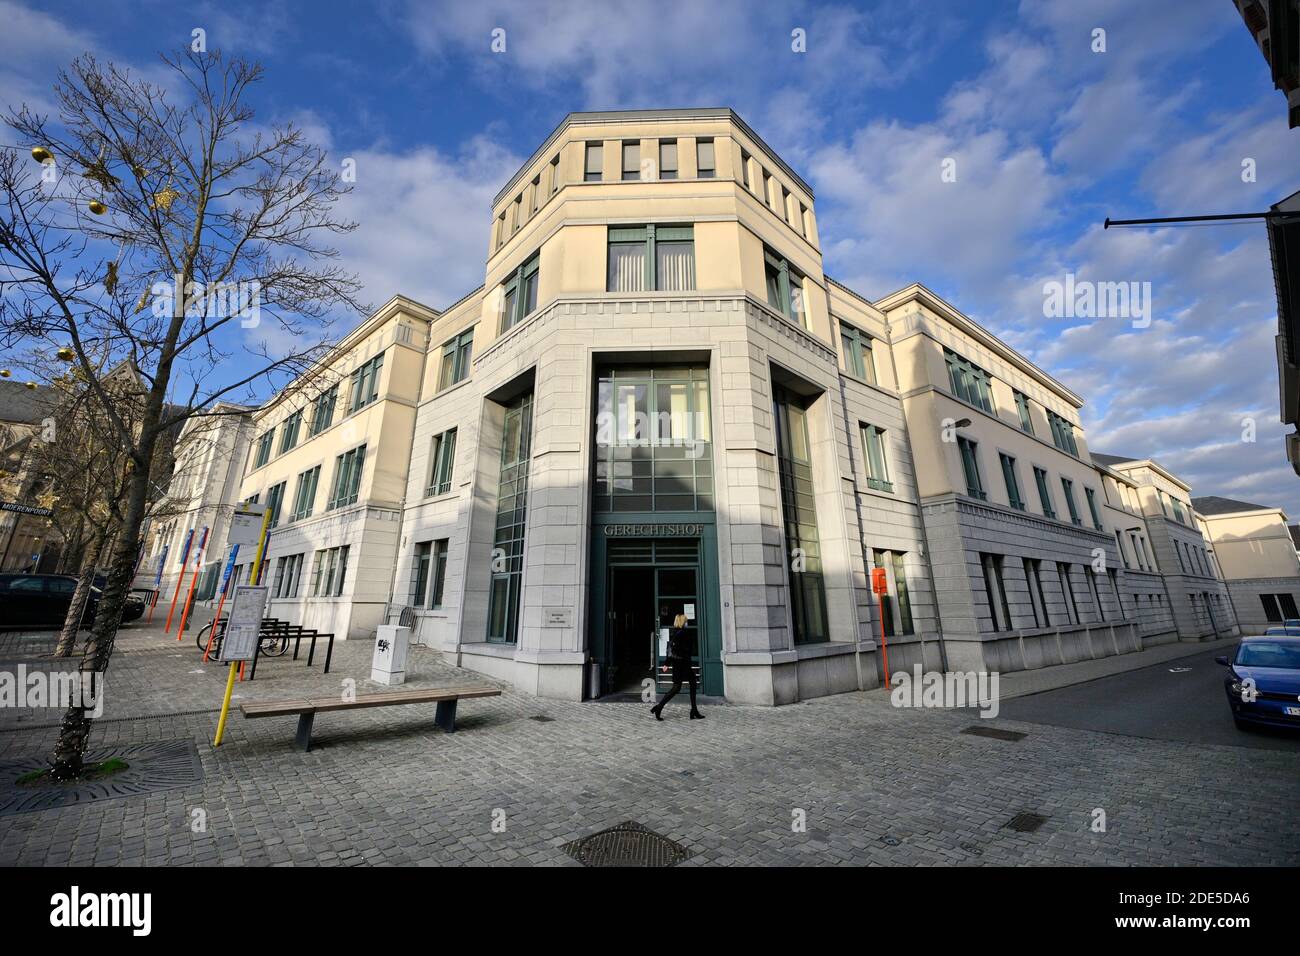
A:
[[602, 560, 702, 696], [653, 567, 700, 689]]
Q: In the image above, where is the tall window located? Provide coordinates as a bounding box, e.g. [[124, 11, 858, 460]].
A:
[[1086, 569, 1106, 622], [621, 140, 640, 181], [310, 545, 349, 597], [1057, 562, 1080, 624], [1034, 466, 1056, 518], [278, 409, 303, 454], [266, 481, 287, 529], [348, 354, 384, 413], [1024, 558, 1049, 626], [1061, 477, 1081, 525], [438, 329, 474, 390], [412, 539, 449, 609], [1084, 487, 1103, 530], [1170, 497, 1187, 524], [980, 553, 1012, 631], [550, 154, 560, 193], [1115, 530, 1130, 568], [1013, 390, 1034, 434], [943, 348, 994, 413], [530, 175, 540, 212], [1108, 569, 1123, 620], [696, 138, 715, 177], [739, 149, 751, 188], [764, 249, 805, 327], [500, 252, 540, 333], [253, 430, 273, 469], [584, 142, 602, 182], [487, 393, 533, 644], [840, 324, 877, 384], [874, 549, 914, 636], [958, 437, 985, 499], [774, 387, 828, 645], [594, 367, 713, 512], [999, 453, 1024, 510], [271, 553, 303, 599], [427, 428, 457, 497], [659, 140, 677, 179], [328, 444, 366, 509], [310, 385, 338, 436], [1047, 409, 1080, 456], [859, 424, 892, 493], [291, 466, 320, 521], [607, 225, 695, 292]]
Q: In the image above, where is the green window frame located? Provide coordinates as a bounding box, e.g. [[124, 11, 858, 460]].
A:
[[266, 481, 287, 529], [278, 409, 303, 455], [999, 452, 1024, 510], [412, 541, 431, 608], [499, 252, 540, 334], [290, 465, 320, 521], [840, 324, 877, 384], [348, 354, 384, 413], [438, 329, 474, 390], [310, 544, 349, 597], [774, 387, 828, 646], [328, 444, 366, 510], [943, 348, 994, 413], [1046, 409, 1080, 456], [764, 249, 806, 327], [253, 430, 273, 469], [1033, 466, 1056, 518], [487, 393, 533, 644], [1170, 497, 1186, 524], [859, 423, 892, 492], [607, 225, 695, 292], [427, 428, 457, 497], [873, 549, 914, 637], [430, 539, 448, 608], [957, 436, 985, 499], [980, 553, 1012, 631], [1014, 390, 1034, 434], [309, 385, 337, 436], [1061, 477, 1081, 525], [1085, 487, 1103, 530]]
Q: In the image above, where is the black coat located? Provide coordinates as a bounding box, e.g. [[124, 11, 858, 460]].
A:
[[668, 627, 697, 682]]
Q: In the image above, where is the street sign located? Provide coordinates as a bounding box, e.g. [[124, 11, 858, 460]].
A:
[[219, 585, 267, 662], [0, 501, 54, 517], [228, 504, 267, 547]]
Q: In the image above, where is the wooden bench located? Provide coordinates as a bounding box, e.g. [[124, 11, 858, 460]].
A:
[[239, 684, 502, 751]]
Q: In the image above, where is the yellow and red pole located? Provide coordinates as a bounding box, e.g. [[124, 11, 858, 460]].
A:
[[164, 530, 194, 633], [176, 526, 209, 639]]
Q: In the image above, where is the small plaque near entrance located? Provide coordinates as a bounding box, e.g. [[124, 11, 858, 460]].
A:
[[543, 607, 573, 627]]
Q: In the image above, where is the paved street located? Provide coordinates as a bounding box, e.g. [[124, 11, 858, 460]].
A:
[[1, 621, 1298, 866]]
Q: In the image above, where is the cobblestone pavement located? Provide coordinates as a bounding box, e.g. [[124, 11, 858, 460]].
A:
[[1, 621, 1298, 866]]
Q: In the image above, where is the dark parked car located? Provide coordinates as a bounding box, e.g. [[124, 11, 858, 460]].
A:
[[1217, 636, 1300, 731], [0, 574, 146, 629]]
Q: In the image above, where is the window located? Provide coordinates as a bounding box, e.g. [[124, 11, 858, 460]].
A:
[[873, 549, 914, 636], [957, 437, 985, 499], [1176, 543, 1188, 573], [584, 142, 602, 182], [1033, 466, 1056, 518], [328, 444, 366, 510], [429, 539, 448, 608], [1060, 477, 1081, 525], [696, 138, 715, 177], [1057, 562, 1080, 624], [1157, 490, 1169, 516], [1262, 594, 1283, 622], [310, 385, 338, 436], [494, 212, 505, 249], [762, 169, 772, 207], [1047, 409, 1080, 456], [980, 553, 1013, 631], [1108, 569, 1123, 620], [739, 150, 751, 188], [1281, 593, 1300, 618], [840, 324, 877, 384], [438, 329, 474, 390], [290, 466, 319, 521], [265, 481, 287, 529], [487, 394, 533, 644], [1115, 530, 1130, 569], [1170, 497, 1187, 524], [607, 225, 695, 292], [999, 453, 1024, 510], [348, 354, 384, 413], [621, 140, 640, 181], [411, 541, 446, 608], [1024, 558, 1048, 626], [278, 410, 303, 455], [764, 249, 805, 326], [310, 545, 350, 598], [499, 252, 540, 333], [860, 424, 892, 493], [774, 387, 827, 645], [943, 348, 994, 413], [427, 428, 457, 497], [550, 154, 560, 194], [658, 140, 677, 180], [779, 185, 791, 222], [1086, 569, 1106, 622], [271, 553, 303, 599], [1013, 390, 1034, 434], [1085, 487, 1103, 530], [512, 194, 522, 232], [253, 430, 273, 469]]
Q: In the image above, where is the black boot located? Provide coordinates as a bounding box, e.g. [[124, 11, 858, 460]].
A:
[[690, 709, 705, 719], [651, 704, 663, 721]]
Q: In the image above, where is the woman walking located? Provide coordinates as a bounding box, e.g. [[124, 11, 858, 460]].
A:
[[651, 613, 704, 720]]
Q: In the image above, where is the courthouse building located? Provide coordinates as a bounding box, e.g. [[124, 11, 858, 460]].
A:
[[1193, 495, 1300, 630], [211, 108, 1254, 704]]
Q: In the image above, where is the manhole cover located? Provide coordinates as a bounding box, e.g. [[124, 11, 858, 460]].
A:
[[0, 739, 203, 817], [529, 715, 554, 723], [961, 725, 1026, 742], [563, 821, 691, 867], [1003, 812, 1049, 833]]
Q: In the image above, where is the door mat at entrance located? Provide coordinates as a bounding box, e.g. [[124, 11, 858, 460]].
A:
[[562, 820, 692, 867], [0, 739, 203, 816]]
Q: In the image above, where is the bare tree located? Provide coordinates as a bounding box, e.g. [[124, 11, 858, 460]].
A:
[[0, 49, 364, 778]]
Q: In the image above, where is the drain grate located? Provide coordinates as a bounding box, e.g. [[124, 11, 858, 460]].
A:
[[529, 715, 554, 723], [563, 821, 691, 867], [1003, 811, 1049, 833], [961, 725, 1026, 742]]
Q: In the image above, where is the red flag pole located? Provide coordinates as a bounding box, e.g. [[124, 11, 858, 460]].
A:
[[176, 527, 209, 640]]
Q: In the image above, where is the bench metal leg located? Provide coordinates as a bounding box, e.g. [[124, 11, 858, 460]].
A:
[[435, 700, 457, 733], [295, 712, 315, 752]]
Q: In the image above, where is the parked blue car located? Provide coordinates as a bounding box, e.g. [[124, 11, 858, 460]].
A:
[[1217, 636, 1300, 731]]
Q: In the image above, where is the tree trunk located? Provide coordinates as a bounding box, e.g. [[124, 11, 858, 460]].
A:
[[53, 532, 106, 658], [49, 463, 151, 780]]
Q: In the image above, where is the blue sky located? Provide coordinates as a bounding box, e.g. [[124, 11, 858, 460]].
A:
[[2, 0, 1297, 516]]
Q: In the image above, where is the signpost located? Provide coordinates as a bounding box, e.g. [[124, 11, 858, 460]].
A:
[[871, 566, 892, 686], [213, 503, 271, 748], [164, 528, 195, 632]]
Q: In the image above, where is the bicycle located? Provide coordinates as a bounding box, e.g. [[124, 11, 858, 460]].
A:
[[196, 619, 290, 659]]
